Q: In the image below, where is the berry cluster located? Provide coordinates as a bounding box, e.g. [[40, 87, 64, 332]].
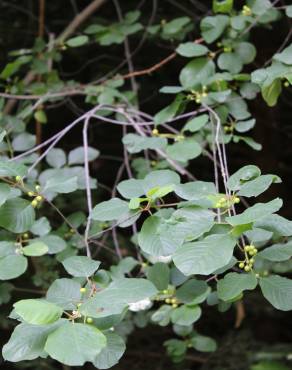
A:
[[238, 244, 258, 272]]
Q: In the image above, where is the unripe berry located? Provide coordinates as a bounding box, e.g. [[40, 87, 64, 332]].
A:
[[28, 191, 34, 197], [165, 298, 171, 304], [36, 195, 43, 202], [239, 262, 245, 269], [171, 298, 177, 304], [15, 175, 22, 182], [244, 265, 251, 272], [152, 128, 159, 136], [244, 246, 251, 252], [86, 317, 93, 324], [162, 289, 168, 294], [284, 81, 289, 87], [249, 258, 255, 264], [172, 303, 178, 308], [234, 197, 240, 204], [23, 233, 29, 239], [31, 199, 38, 207], [80, 287, 87, 293]]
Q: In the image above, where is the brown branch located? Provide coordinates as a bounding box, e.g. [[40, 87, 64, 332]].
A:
[[3, 0, 108, 115], [56, 0, 108, 43], [235, 300, 245, 328], [36, 0, 46, 153], [121, 38, 203, 80]]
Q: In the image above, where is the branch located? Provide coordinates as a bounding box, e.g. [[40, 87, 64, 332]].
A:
[[56, 0, 108, 43], [3, 0, 108, 115]]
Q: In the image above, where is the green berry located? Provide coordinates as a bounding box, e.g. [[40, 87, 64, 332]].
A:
[[15, 175, 22, 182], [172, 303, 178, 308], [86, 317, 93, 324], [244, 265, 251, 272], [31, 199, 38, 208], [284, 81, 289, 87], [239, 262, 245, 269], [162, 289, 168, 294], [80, 287, 87, 293]]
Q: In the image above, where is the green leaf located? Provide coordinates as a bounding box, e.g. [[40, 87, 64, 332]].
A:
[[39, 235, 67, 254], [0, 255, 28, 280], [227, 165, 261, 191], [122, 133, 167, 153], [182, 114, 209, 132], [179, 58, 215, 90], [80, 278, 157, 318], [0, 183, 11, 207], [218, 52, 243, 74], [43, 175, 78, 194], [92, 198, 129, 221], [226, 198, 283, 226], [12, 133, 36, 151], [0, 282, 13, 304], [46, 148, 66, 168], [2, 321, 63, 362], [200, 15, 229, 43], [235, 118, 256, 133], [176, 43, 209, 57], [251, 0, 273, 16], [128, 197, 141, 209], [22, 241, 48, 257], [30, 217, 51, 236], [66, 35, 89, 47], [190, 334, 217, 352], [166, 139, 202, 162], [259, 275, 292, 311], [176, 279, 210, 304], [46, 278, 81, 310], [0, 198, 35, 233], [45, 322, 106, 366], [213, 0, 233, 13], [146, 263, 170, 290], [0, 160, 27, 177], [169, 207, 215, 242], [262, 78, 282, 107], [68, 146, 100, 165], [173, 234, 236, 276], [162, 17, 191, 35], [273, 44, 292, 65], [237, 174, 281, 197], [235, 42, 256, 64], [217, 272, 258, 301], [254, 214, 292, 237], [154, 94, 184, 125], [258, 241, 292, 262], [285, 5, 292, 17], [14, 299, 63, 325], [138, 215, 184, 256], [151, 304, 173, 326], [93, 331, 125, 369], [171, 305, 201, 326], [62, 256, 100, 277], [175, 181, 216, 200], [34, 110, 47, 124]]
